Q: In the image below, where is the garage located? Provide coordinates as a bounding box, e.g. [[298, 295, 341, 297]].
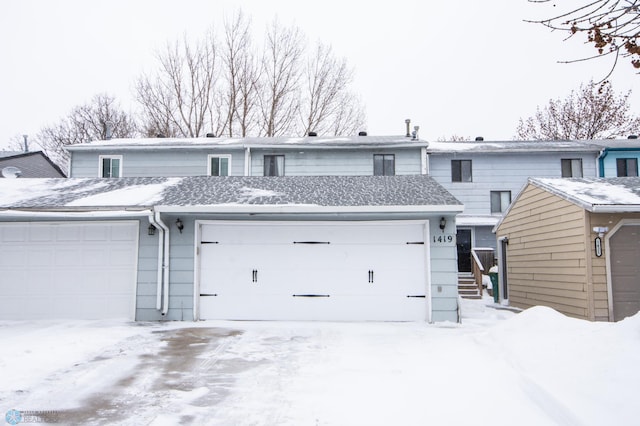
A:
[[0, 221, 139, 320], [197, 221, 429, 321]]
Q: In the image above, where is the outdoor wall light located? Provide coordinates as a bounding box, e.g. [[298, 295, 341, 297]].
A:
[[148, 224, 156, 236], [176, 218, 184, 233], [439, 217, 447, 232], [592, 226, 609, 238]]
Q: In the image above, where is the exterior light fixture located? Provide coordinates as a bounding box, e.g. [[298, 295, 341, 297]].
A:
[[148, 224, 156, 236], [439, 217, 447, 232], [176, 218, 184, 233]]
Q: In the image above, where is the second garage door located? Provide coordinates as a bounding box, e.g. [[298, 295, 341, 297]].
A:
[[0, 221, 139, 320], [198, 221, 429, 321]]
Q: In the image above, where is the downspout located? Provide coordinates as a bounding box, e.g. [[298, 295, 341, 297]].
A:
[[154, 210, 171, 316], [598, 148, 608, 177], [148, 213, 165, 311], [244, 146, 251, 176], [421, 147, 428, 175]]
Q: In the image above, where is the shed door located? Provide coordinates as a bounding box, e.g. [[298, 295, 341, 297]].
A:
[[0, 222, 138, 320], [198, 221, 429, 321], [610, 225, 640, 321]]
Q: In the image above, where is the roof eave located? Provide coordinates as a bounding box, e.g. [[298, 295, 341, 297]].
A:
[[154, 204, 464, 214]]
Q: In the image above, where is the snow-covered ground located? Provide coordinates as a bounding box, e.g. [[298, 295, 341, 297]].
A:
[[1, 296, 638, 425]]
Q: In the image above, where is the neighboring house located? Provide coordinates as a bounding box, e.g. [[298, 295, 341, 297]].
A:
[[495, 177, 640, 322], [425, 140, 605, 273], [0, 151, 66, 178], [597, 138, 640, 178], [0, 135, 464, 323]]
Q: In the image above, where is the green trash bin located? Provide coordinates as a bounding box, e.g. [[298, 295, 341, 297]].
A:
[[489, 266, 499, 303]]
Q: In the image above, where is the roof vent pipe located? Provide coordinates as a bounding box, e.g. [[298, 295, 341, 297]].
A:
[[308, 131, 317, 136], [206, 133, 216, 138], [405, 119, 411, 137], [358, 131, 368, 136], [475, 136, 484, 141], [628, 134, 638, 139], [22, 134, 28, 152]]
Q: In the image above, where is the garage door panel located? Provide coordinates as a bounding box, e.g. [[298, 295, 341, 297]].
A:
[[611, 225, 640, 321], [199, 221, 428, 321], [0, 222, 138, 320]]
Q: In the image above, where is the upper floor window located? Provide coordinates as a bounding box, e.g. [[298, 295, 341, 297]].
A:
[[561, 159, 583, 177], [99, 155, 122, 178], [616, 158, 638, 177], [208, 155, 231, 176], [490, 190, 511, 214], [373, 154, 395, 176], [451, 160, 472, 182], [264, 155, 285, 176]]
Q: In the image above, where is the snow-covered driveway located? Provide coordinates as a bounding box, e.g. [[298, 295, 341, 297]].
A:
[[1, 298, 638, 425]]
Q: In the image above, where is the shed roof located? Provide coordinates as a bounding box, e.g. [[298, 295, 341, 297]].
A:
[[530, 177, 640, 213], [0, 175, 462, 214], [65, 135, 428, 151], [0, 151, 66, 178]]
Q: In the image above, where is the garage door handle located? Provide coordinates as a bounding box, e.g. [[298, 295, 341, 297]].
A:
[[368, 270, 374, 283], [252, 269, 258, 283]]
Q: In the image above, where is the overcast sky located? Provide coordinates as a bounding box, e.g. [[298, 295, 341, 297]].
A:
[[0, 0, 638, 150]]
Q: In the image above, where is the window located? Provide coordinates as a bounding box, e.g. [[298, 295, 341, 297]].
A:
[[373, 154, 395, 176], [616, 158, 638, 177], [490, 191, 511, 214], [561, 159, 583, 177], [451, 160, 472, 182], [99, 155, 122, 178], [208, 155, 231, 176], [264, 155, 285, 176]]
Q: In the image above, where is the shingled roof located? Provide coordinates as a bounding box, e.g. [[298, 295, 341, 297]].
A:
[[0, 175, 463, 213], [0, 151, 66, 178]]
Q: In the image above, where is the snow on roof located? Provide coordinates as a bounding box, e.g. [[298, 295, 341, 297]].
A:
[[0, 175, 462, 212], [427, 140, 606, 153], [65, 135, 428, 151], [531, 177, 640, 212]]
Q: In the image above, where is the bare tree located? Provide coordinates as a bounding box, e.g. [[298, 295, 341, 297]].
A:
[[220, 11, 260, 137], [36, 93, 138, 170], [258, 20, 304, 136], [299, 43, 365, 135], [134, 12, 366, 139], [135, 32, 222, 138], [528, 0, 640, 75], [516, 80, 640, 140]]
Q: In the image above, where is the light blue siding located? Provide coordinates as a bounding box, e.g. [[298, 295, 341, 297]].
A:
[[429, 152, 598, 216], [70, 149, 246, 178], [601, 150, 640, 177], [71, 147, 424, 177], [249, 148, 423, 176]]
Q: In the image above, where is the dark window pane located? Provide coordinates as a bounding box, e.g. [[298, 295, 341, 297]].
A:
[[373, 155, 384, 176], [561, 159, 572, 177], [211, 158, 220, 176], [264, 155, 284, 176]]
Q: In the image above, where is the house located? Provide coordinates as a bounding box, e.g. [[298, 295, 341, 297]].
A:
[[0, 151, 66, 178], [494, 177, 640, 322], [0, 135, 463, 323], [65, 135, 429, 178], [425, 139, 640, 274], [597, 137, 640, 177]]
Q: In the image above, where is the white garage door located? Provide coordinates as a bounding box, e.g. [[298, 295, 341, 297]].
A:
[[198, 221, 429, 321], [0, 221, 138, 320]]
